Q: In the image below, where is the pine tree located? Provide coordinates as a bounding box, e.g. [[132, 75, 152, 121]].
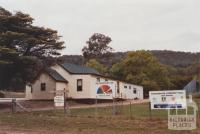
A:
[[0, 7, 65, 90]]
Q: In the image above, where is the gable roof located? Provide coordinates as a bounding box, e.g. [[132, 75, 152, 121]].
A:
[[183, 79, 199, 93], [59, 62, 101, 75], [45, 68, 68, 83], [58, 62, 141, 86]]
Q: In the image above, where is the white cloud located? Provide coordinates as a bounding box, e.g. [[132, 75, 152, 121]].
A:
[[0, 0, 200, 54]]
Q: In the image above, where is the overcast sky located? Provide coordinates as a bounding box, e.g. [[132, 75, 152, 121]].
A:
[[1, 0, 200, 55]]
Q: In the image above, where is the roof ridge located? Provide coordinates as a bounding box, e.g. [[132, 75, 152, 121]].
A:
[[45, 68, 68, 83], [59, 62, 101, 75]]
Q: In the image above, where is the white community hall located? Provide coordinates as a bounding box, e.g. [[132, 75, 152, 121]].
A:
[[25, 62, 143, 100]]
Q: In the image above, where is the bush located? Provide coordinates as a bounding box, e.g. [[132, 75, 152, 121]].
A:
[[0, 91, 5, 98], [191, 93, 200, 99]]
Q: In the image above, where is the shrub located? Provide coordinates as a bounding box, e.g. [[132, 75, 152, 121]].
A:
[[0, 91, 5, 98], [191, 93, 200, 99]]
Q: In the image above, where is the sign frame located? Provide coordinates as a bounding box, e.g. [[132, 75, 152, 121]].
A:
[[96, 82, 115, 99], [149, 90, 186, 110], [54, 95, 64, 107]]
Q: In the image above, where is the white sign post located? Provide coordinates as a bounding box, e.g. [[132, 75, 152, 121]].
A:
[[149, 90, 186, 109], [168, 98, 198, 130], [54, 95, 64, 107]]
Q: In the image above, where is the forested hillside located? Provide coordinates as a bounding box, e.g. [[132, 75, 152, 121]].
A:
[[151, 50, 200, 68], [59, 50, 200, 97], [59, 50, 200, 68]]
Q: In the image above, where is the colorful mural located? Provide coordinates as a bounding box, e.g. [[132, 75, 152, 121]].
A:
[[97, 84, 112, 94]]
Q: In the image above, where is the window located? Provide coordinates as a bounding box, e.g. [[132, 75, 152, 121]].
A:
[[133, 88, 137, 94], [77, 79, 83, 91], [31, 85, 33, 93], [41, 83, 46, 91], [124, 86, 127, 89], [97, 77, 100, 82], [117, 81, 120, 93]]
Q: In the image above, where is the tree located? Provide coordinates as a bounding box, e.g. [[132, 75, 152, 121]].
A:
[[109, 62, 124, 78], [86, 59, 108, 75], [0, 7, 65, 90], [0, 46, 18, 64], [110, 50, 172, 96], [0, 7, 65, 58], [82, 33, 113, 61]]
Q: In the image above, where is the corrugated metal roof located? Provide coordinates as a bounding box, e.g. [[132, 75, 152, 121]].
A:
[[45, 68, 68, 83], [183, 79, 199, 93], [59, 63, 100, 75]]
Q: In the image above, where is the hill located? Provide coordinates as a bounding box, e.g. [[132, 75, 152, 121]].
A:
[[59, 50, 200, 68]]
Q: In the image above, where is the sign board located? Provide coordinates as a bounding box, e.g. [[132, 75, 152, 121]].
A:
[[168, 99, 198, 130], [54, 96, 64, 107], [168, 115, 196, 130], [96, 82, 115, 99], [149, 90, 186, 109]]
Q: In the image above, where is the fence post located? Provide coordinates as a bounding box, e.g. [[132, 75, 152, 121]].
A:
[[95, 96, 98, 118], [113, 97, 116, 116], [66, 90, 70, 116], [53, 88, 56, 111], [11, 98, 16, 113], [130, 102, 132, 119], [64, 88, 67, 115], [149, 102, 152, 119], [198, 101, 200, 128]]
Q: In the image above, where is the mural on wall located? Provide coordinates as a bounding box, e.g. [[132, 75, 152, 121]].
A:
[[96, 82, 115, 99], [97, 85, 112, 94]]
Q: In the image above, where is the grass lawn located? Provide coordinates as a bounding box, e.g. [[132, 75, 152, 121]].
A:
[[0, 99, 200, 134]]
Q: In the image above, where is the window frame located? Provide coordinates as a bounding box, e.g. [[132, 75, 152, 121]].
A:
[[117, 81, 120, 94], [133, 88, 137, 94], [96, 77, 100, 83], [31, 85, 33, 93], [77, 79, 83, 92], [40, 83, 46, 91]]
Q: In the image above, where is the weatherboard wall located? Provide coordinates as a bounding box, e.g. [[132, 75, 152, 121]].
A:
[[26, 64, 144, 100], [90, 76, 144, 99], [120, 83, 143, 99], [51, 64, 92, 99], [30, 73, 56, 100]]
